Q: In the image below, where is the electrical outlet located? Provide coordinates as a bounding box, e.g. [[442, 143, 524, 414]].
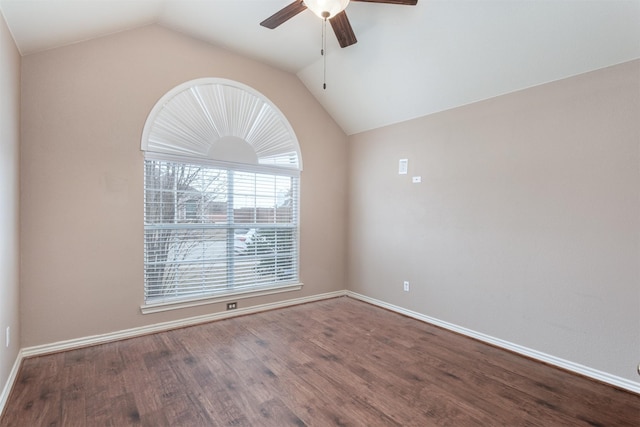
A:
[[403, 281, 410, 292], [5, 326, 9, 348], [226, 302, 237, 310]]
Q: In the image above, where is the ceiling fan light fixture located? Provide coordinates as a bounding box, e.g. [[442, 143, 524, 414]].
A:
[[304, 0, 350, 19]]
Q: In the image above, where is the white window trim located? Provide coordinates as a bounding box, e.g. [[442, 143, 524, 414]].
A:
[[140, 282, 304, 314]]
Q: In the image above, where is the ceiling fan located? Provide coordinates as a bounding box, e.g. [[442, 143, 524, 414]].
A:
[[260, 0, 418, 48]]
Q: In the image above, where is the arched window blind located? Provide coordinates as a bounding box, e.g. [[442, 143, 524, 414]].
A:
[[141, 78, 302, 312]]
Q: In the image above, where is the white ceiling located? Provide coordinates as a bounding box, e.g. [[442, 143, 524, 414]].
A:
[[1, 0, 639, 135]]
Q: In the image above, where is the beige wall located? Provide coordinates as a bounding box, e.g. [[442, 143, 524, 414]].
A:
[[0, 9, 20, 398], [20, 25, 348, 347], [348, 60, 640, 383]]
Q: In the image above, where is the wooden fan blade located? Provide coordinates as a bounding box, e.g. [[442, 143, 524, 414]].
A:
[[330, 11, 357, 48], [351, 0, 418, 5], [260, 0, 307, 29]]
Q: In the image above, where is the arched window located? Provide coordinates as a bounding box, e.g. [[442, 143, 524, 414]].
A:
[[140, 78, 302, 312]]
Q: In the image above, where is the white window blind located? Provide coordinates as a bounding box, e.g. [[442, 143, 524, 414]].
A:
[[143, 158, 299, 304]]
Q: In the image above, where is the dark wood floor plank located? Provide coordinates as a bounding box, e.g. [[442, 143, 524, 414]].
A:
[[60, 354, 89, 426], [2, 296, 639, 426]]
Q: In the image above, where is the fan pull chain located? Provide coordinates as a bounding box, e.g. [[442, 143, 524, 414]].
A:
[[321, 16, 327, 90]]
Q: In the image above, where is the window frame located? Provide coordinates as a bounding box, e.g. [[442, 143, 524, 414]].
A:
[[140, 78, 303, 314], [141, 153, 302, 314]]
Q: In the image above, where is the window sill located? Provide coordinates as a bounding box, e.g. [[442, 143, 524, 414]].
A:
[[140, 282, 304, 314]]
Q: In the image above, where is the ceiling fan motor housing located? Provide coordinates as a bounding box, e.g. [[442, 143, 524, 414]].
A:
[[305, 0, 350, 19]]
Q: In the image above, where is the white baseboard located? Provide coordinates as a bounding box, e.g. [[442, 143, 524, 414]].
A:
[[3, 287, 636, 418], [0, 350, 23, 419], [22, 290, 347, 358], [346, 291, 640, 395]]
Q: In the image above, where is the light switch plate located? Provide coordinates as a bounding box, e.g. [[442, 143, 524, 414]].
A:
[[399, 159, 408, 175]]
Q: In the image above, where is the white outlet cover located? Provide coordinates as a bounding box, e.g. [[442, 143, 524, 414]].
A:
[[412, 176, 422, 183]]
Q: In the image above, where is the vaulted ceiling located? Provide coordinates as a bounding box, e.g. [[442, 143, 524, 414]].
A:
[[1, 0, 639, 135]]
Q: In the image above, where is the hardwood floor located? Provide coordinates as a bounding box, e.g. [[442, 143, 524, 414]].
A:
[[1, 296, 639, 426]]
